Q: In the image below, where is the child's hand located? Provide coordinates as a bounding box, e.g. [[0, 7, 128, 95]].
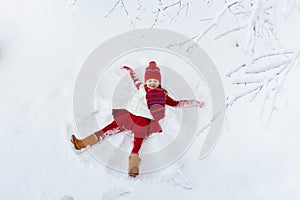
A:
[[196, 101, 205, 108], [121, 66, 133, 73]]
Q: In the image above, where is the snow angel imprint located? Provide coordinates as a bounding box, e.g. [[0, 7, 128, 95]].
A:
[[71, 61, 205, 177]]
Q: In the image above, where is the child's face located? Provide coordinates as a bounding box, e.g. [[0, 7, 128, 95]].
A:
[[146, 79, 160, 89]]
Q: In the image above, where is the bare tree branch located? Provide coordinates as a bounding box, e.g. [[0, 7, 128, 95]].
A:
[[104, 0, 122, 18]]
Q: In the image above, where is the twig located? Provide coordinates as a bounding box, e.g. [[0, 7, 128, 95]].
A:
[[104, 0, 121, 18], [215, 24, 247, 40]]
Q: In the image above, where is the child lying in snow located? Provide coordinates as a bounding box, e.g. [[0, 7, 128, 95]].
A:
[[71, 61, 205, 177]]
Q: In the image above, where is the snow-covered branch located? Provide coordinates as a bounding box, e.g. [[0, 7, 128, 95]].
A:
[[215, 24, 247, 40], [226, 51, 293, 77], [245, 59, 289, 74], [227, 50, 300, 123], [244, 1, 273, 54], [167, 0, 242, 51], [226, 84, 262, 108]]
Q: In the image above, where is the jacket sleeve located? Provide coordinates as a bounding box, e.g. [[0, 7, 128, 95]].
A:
[[166, 95, 180, 107], [166, 95, 204, 108], [129, 70, 142, 90]]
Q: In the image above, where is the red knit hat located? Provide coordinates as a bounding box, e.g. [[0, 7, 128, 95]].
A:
[[144, 61, 161, 82]]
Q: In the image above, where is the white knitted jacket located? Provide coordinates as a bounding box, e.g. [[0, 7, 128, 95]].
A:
[[115, 84, 154, 120]]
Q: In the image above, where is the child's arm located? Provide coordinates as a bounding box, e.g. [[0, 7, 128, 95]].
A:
[[121, 66, 142, 89], [176, 99, 205, 108], [166, 95, 205, 108]]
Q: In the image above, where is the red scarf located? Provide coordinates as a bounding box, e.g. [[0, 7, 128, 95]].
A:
[[145, 86, 166, 121]]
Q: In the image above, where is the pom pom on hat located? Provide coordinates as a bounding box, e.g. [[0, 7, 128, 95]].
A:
[[149, 61, 157, 67], [144, 61, 161, 82]]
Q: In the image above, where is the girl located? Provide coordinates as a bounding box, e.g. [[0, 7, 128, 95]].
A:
[[71, 61, 205, 177]]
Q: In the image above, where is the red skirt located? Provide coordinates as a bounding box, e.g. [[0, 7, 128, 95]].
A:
[[112, 109, 162, 138]]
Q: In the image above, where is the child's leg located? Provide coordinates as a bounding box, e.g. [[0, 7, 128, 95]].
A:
[[127, 116, 150, 178], [128, 136, 144, 177], [94, 120, 123, 141], [71, 120, 123, 150], [131, 137, 144, 154]]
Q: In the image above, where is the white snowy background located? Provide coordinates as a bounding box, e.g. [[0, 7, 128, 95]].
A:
[[0, 0, 300, 199]]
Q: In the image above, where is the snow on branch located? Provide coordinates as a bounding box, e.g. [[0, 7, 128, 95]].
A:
[[215, 24, 247, 40], [245, 59, 289, 74], [212, 0, 294, 61], [226, 51, 294, 77], [167, 0, 242, 51], [275, 50, 300, 89], [260, 50, 299, 125], [244, 1, 273, 54], [226, 84, 262, 108], [226, 50, 300, 123], [231, 76, 272, 85], [194, 0, 242, 42]]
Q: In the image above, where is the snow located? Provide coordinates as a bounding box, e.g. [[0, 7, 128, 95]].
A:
[[1, 0, 300, 200]]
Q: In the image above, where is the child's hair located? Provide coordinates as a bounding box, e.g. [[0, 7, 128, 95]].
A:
[[157, 84, 168, 95], [163, 88, 168, 95]]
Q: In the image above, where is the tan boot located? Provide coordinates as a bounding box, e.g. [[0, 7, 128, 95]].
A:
[[128, 154, 141, 178], [71, 134, 99, 150]]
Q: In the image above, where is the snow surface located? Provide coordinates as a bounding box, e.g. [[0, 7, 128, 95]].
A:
[[0, 0, 300, 200]]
